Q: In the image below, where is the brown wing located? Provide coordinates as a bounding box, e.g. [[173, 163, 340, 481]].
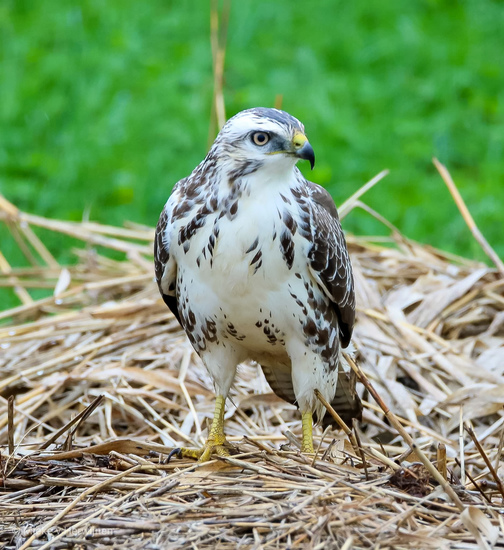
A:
[[307, 182, 355, 348], [261, 181, 360, 426], [307, 183, 361, 425], [154, 205, 181, 325]]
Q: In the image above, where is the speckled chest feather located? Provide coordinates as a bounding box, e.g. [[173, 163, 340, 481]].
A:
[[167, 170, 340, 376]]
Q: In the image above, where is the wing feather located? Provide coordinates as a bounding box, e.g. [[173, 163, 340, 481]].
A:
[[307, 182, 355, 348], [305, 182, 361, 424], [154, 190, 181, 325]]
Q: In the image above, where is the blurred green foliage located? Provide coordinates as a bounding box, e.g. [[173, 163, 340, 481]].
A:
[[1, 0, 503, 274]]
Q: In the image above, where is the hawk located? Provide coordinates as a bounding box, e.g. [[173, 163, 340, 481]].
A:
[[155, 108, 361, 461]]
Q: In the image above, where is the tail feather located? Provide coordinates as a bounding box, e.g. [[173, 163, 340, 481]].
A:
[[260, 360, 362, 428], [260, 364, 297, 405]]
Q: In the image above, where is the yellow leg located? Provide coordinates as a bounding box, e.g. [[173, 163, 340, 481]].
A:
[[167, 395, 232, 463], [301, 410, 314, 453]]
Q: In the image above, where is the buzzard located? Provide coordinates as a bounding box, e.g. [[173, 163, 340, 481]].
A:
[[155, 108, 361, 461]]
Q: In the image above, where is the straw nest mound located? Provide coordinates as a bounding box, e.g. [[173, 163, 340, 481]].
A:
[[0, 194, 503, 549]]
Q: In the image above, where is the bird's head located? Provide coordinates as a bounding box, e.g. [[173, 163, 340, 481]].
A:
[[211, 108, 315, 177]]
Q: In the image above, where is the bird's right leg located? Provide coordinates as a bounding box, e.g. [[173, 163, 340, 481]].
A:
[[168, 394, 233, 462], [168, 348, 239, 463], [198, 394, 233, 461]]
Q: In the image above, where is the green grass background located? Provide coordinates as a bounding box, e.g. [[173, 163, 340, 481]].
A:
[[1, 0, 503, 300]]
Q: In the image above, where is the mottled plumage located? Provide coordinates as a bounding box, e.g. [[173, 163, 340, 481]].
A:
[[155, 108, 360, 456]]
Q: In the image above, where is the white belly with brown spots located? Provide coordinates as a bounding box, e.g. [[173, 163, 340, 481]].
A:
[[170, 179, 341, 417]]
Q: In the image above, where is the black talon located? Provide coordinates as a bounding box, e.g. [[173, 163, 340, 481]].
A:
[[166, 448, 183, 463]]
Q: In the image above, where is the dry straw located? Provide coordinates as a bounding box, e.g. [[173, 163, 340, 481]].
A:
[[1, 159, 503, 549]]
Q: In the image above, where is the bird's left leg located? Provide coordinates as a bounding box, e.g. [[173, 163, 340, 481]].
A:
[[288, 339, 337, 455]]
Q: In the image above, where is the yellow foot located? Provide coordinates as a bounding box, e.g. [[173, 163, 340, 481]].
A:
[[167, 395, 233, 463], [167, 438, 234, 463]]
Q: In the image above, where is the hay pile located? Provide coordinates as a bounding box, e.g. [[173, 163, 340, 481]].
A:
[[0, 191, 503, 549]]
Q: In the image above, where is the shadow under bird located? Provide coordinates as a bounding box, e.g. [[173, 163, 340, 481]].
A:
[[154, 107, 361, 461]]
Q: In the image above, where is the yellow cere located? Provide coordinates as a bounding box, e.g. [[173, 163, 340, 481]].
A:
[[292, 132, 308, 149]]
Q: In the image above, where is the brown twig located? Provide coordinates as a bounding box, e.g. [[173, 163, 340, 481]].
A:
[[455, 457, 492, 504], [494, 419, 504, 472], [433, 157, 504, 273], [339, 169, 390, 219], [7, 396, 14, 456], [465, 424, 504, 502], [0, 251, 33, 306], [437, 443, 447, 480], [208, 0, 231, 146], [314, 389, 366, 473], [344, 352, 466, 512], [352, 419, 369, 481], [38, 395, 104, 450]]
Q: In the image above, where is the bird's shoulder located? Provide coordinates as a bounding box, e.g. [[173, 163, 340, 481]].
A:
[[305, 180, 339, 219]]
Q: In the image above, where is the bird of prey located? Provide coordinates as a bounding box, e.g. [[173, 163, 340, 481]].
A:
[[155, 108, 361, 461]]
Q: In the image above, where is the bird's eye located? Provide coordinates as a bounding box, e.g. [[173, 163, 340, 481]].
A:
[[252, 132, 270, 146]]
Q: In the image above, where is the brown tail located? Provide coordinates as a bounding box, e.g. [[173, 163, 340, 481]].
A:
[[260, 363, 362, 428]]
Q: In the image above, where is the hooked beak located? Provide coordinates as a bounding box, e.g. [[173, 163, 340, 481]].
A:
[[292, 132, 315, 170]]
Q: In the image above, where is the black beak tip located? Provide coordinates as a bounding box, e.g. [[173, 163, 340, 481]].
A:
[[297, 142, 315, 170]]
